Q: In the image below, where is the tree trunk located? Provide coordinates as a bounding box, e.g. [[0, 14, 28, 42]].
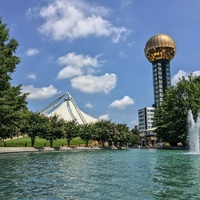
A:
[[31, 136, 35, 147], [108, 140, 112, 146], [86, 140, 88, 147], [67, 138, 71, 147], [50, 139, 53, 147]]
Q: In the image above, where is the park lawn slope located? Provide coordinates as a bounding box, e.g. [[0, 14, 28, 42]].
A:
[[0, 137, 89, 147]]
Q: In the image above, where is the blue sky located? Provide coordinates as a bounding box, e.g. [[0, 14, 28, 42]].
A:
[[1, 0, 200, 128]]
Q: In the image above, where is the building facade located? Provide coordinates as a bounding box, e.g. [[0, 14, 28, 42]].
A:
[[152, 61, 171, 107], [138, 107, 155, 136]]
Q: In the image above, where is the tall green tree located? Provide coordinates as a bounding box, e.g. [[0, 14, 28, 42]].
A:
[[44, 115, 64, 147], [63, 120, 80, 147], [129, 133, 140, 145], [130, 127, 140, 145], [115, 123, 130, 147], [155, 74, 200, 146], [21, 111, 42, 147], [79, 123, 96, 147], [94, 120, 115, 147], [0, 19, 28, 140]]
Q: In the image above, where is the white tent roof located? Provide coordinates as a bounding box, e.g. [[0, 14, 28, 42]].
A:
[[41, 92, 97, 124]]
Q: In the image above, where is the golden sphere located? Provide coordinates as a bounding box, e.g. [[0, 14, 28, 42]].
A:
[[144, 33, 176, 63]]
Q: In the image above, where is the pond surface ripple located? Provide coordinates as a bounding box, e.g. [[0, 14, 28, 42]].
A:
[[0, 149, 200, 200]]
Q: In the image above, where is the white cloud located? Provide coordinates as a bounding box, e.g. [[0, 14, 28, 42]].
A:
[[172, 70, 200, 85], [85, 102, 94, 108], [71, 73, 117, 93], [26, 6, 41, 19], [56, 53, 116, 94], [171, 70, 187, 85], [193, 70, 200, 76], [36, 0, 128, 42], [57, 66, 82, 79], [26, 48, 39, 56], [98, 114, 109, 120], [22, 85, 58, 100], [56, 52, 101, 79], [57, 52, 99, 68], [27, 73, 37, 80], [109, 96, 134, 110]]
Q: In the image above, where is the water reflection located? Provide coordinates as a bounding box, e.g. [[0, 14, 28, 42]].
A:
[[152, 151, 200, 199], [0, 150, 200, 199]]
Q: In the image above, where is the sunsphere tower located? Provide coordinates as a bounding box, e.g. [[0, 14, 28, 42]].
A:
[[144, 33, 176, 107]]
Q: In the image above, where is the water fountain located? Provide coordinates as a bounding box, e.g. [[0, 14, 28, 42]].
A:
[[187, 110, 200, 153]]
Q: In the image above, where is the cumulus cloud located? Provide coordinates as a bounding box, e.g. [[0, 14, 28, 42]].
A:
[[56, 52, 117, 94], [193, 70, 200, 76], [22, 85, 58, 100], [27, 73, 37, 80], [172, 70, 200, 85], [26, 48, 39, 56], [171, 70, 187, 85], [57, 66, 82, 79], [85, 102, 94, 108], [98, 114, 109, 120], [34, 0, 128, 42], [56, 52, 101, 79], [109, 96, 134, 109], [71, 73, 117, 93], [57, 52, 99, 67]]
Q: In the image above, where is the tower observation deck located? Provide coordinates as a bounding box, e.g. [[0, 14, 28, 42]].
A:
[[144, 33, 176, 107]]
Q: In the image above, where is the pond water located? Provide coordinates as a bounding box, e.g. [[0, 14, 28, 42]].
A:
[[0, 149, 200, 200]]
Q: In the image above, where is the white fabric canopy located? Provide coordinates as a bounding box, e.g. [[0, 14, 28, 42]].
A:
[[47, 98, 97, 124]]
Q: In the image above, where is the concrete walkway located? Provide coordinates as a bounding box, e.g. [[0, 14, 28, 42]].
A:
[[0, 146, 101, 154]]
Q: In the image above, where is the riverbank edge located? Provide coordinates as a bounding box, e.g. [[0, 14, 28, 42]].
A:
[[0, 146, 130, 154], [0, 146, 186, 154], [0, 147, 100, 154]]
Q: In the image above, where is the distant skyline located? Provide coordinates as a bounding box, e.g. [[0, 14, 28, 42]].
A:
[[1, 0, 200, 128]]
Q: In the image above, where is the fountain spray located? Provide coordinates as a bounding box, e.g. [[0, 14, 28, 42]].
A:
[[188, 110, 200, 153]]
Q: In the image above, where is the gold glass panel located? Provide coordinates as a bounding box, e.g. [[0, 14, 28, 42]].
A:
[[144, 34, 176, 63]]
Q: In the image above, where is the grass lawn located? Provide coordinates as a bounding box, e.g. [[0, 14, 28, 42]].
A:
[[0, 136, 89, 147]]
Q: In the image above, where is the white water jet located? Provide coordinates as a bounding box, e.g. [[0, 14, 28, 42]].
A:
[[187, 110, 200, 153]]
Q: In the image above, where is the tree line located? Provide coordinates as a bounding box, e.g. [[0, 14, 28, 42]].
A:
[[20, 112, 139, 148]]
